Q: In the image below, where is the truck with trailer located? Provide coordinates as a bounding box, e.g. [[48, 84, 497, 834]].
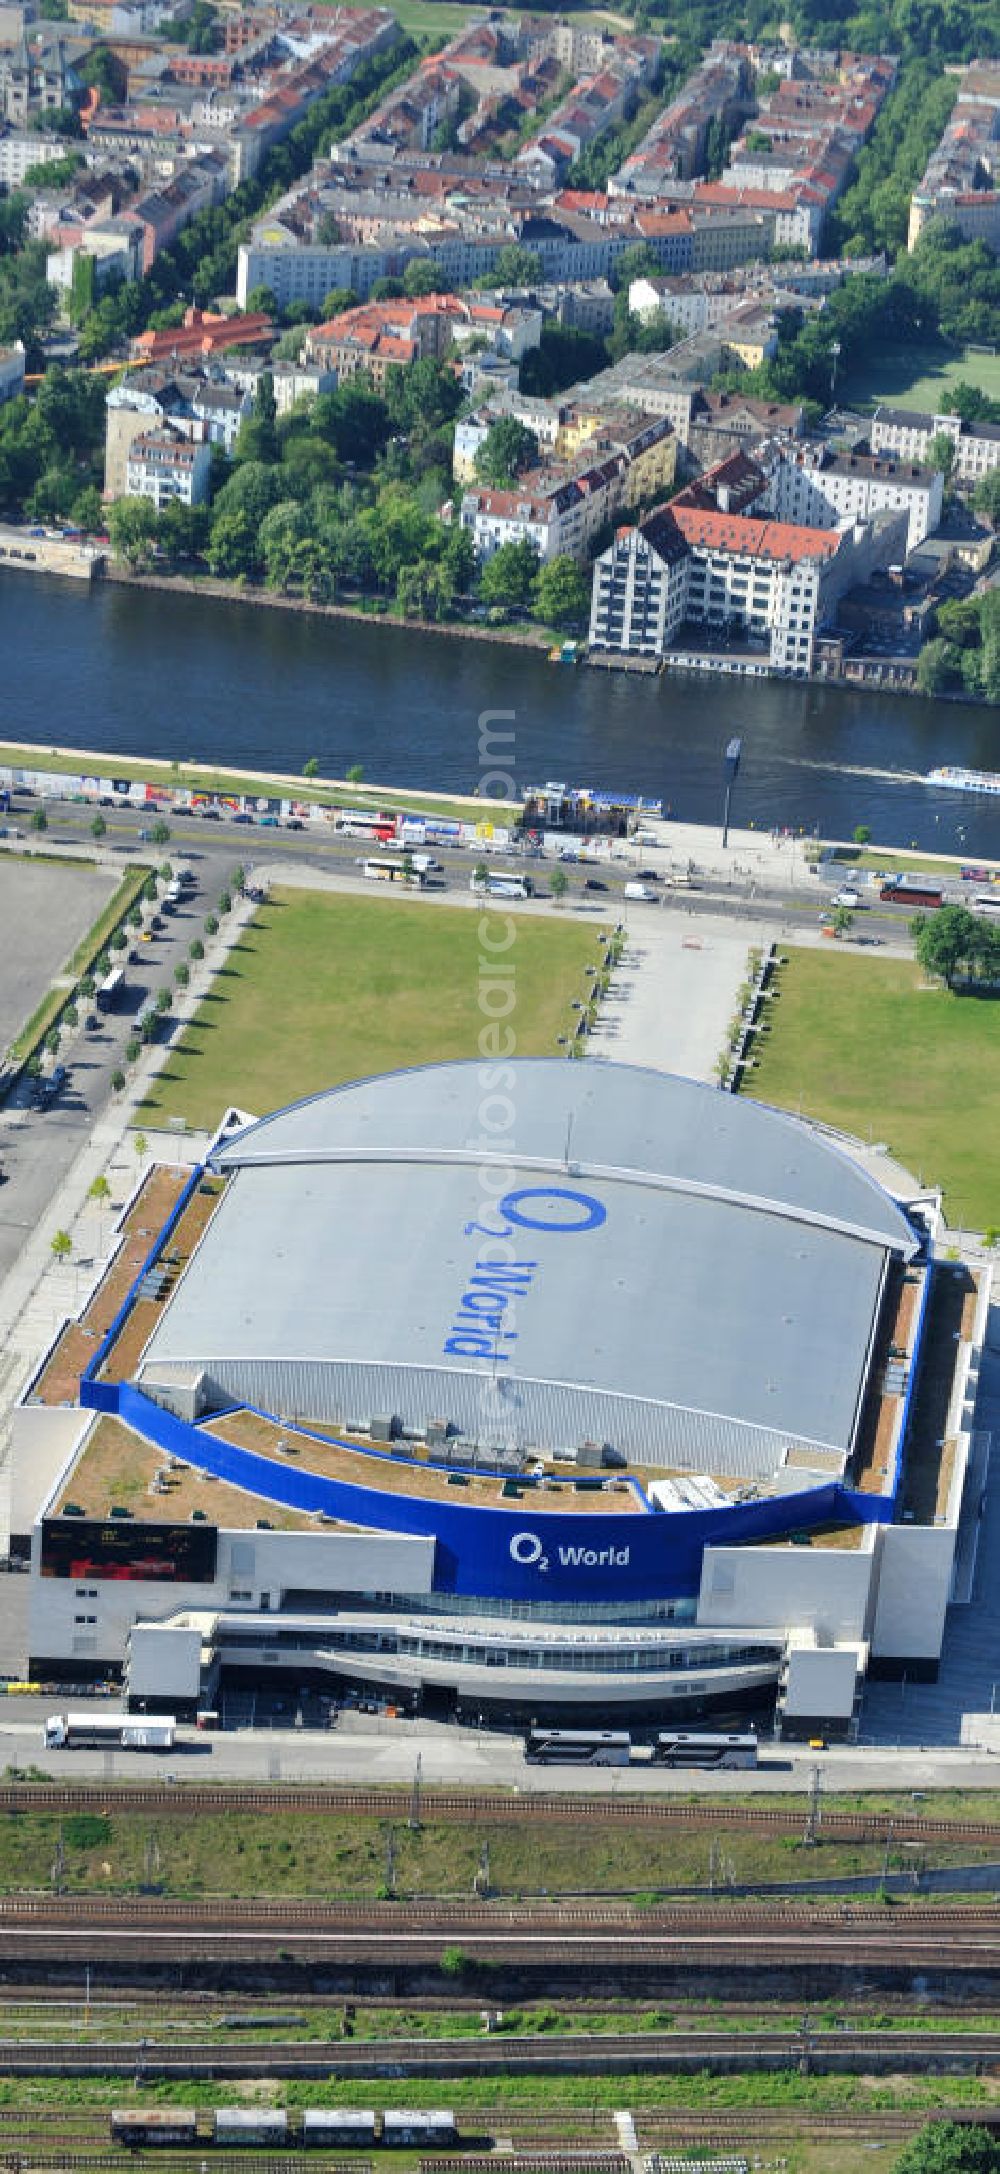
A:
[[878, 877, 944, 909], [44, 1712, 176, 1751]]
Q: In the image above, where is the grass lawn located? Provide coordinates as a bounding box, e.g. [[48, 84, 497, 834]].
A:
[[139, 887, 597, 1130], [745, 948, 1000, 1228], [2, 1804, 995, 1903], [841, 339, 1000, 413]]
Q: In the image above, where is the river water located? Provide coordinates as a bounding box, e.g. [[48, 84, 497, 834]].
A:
[[5, 572, 1000, 851]]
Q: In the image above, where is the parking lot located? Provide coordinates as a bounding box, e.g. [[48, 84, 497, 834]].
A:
[[0, 855, 114, 1059]]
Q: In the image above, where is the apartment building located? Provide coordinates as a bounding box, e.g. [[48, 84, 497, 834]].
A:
[[125, 427, 213, 508], [459, 408, 676, 564], [764, 443, 943, 554], [589, 448, 909, 675], [871, 404, 1000, 487]]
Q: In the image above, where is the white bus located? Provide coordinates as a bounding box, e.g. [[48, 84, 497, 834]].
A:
[[97, 965, 125, 1013], [971, 892, 1000, 915], [362, 857, 424, 887], [470, 872, 533, 899]]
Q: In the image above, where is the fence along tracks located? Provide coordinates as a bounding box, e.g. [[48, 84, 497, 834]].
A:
[[3, 1784, 1000, 1847]]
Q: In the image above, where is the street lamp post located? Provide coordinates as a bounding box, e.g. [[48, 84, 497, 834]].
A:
[[722, 736, 742, 850]]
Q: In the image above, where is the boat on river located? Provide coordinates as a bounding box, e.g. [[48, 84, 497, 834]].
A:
[[925, 765, 1000, 796]]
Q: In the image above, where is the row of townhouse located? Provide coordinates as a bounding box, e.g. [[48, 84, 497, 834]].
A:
[[589, 449, 910, 677], [908, 60, 1000, 254], [611, 42, 897, 255], [515, 38, 660, 188], [871, 403, 1000, 486], [458, 408, 678, 564]]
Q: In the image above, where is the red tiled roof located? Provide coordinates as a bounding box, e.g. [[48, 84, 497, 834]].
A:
[[671, 506, 840, 563]]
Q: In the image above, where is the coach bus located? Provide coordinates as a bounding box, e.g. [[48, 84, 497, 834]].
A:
[[971, 892, 1000, 917], [524, 1728, 631, 1766], [362, 857, 424, 887], [97, 965, 125, 1013], [470, 872, 533, 900], [653, 1731, 758, 1769]]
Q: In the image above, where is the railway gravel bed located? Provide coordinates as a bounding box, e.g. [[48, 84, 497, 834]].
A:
[[0, 2025, 998, 2076]]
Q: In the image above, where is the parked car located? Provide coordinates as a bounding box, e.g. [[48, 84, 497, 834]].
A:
[[40, 1064, 68, 1106], [285, 817, 304, 831], [584, 878, 608, 892], [232, 812, 252, 826]]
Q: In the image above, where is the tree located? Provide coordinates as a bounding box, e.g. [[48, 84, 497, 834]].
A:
[[893, 2122, 1000, 2174], [174, 961, 190, 988], [852, 825, 872, 845], [832, 905, 854, 938], [204, 912, 219, 936], [973, 470, 1000, 527], [44, 1027, 59, 1055], [219, 889, 232, 914], [347, 764, 364, 785], [50, 1229, 72, 1266], [31, 807, 48, 832], [108, 497, 159, 570], [535, 555, 590, 631], [124, 1037, 141, 1065], [111, 1068, 126, 1093], [549, 866, 569, 902], [912, 904, 1000, 990], [402, 258, 448, 298], [303, 757, 319, 780], [88, 1175, 111, 1211], [927, 431, 956, 479], [154, 988, 171, 1014], [63, 1002, 78, 1029], [915, 638, 955, 696], [133, 1131, 148, 1164], [189, 937, 205, 961], [474, 417, 539, 487], [151, 820, 170, 846], [91, 813, 106, 839], [478, 539, 538, 614], [492, 245, 543, 288]]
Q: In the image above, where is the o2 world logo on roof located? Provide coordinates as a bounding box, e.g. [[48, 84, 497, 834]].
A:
[[444, 1186, 607, 1360]]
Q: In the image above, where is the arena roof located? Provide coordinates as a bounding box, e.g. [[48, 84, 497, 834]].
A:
[[139, 1062, 918, 1476]]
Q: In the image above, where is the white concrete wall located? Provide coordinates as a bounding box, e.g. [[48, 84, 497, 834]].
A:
[[782, 1643, 860, 1720], [698, 1540, 875, 1643], [128, 1624, 202, 1701], [869, 1523, 956, 1661]]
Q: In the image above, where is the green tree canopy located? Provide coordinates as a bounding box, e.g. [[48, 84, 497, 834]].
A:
[[478, 538, 539, 612], [535, 554, 590, 630], [474, 416, 539, 487], [911, 904, 1000, 990], [893, 2121, 1000, 2174]]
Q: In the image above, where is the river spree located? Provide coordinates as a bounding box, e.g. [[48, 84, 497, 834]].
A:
[[4, 573, 1000, 851]]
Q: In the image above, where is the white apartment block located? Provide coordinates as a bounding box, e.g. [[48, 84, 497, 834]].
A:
[[764, 445, 943, 555], [871, 405, 1000, 488], [125, 430, 212, 509]]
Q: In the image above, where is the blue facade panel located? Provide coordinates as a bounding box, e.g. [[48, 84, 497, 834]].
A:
[[116, 1388, 892, 1604]]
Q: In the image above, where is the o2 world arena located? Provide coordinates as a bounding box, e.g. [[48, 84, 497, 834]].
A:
[[16, 1060, 986, 1739]]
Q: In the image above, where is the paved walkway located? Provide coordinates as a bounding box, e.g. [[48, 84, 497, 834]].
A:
[[588, 909, 769, 1082]]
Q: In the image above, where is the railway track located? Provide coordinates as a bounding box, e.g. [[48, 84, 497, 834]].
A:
[[2, 1782, 1000, 1848], [0, 2024, 999, 2076], [4, 1895, 1000, 1928]]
